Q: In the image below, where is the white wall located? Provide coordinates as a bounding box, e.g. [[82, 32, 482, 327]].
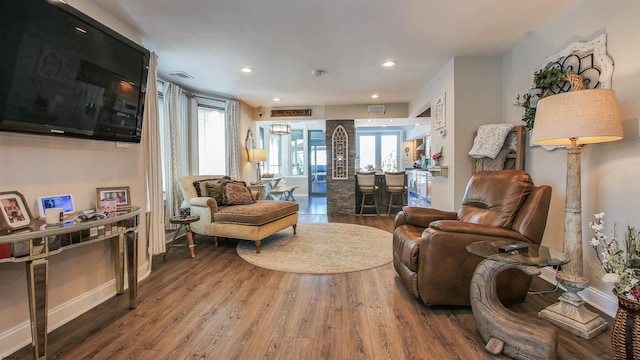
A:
[[0, 2, 150, 356], [502, 0, 640, 315], [409, 60, 456, 210], [408, 56, 502, 210]]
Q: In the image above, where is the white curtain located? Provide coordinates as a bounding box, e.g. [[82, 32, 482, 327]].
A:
[[142, 53, 166, 255], [225, 100, 240, 179], [164, 83, 189, 229]]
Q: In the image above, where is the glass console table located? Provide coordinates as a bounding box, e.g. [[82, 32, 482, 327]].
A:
[[466, 239, 570, 360], [0, 207, 141, 360]]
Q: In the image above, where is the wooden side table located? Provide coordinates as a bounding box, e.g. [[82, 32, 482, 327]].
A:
[[466, 240, 570, 360], [165, 215, 200, 259]]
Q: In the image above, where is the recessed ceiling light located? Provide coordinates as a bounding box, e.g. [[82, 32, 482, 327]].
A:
[[273, 97, 281, 102], [381, 60, 397, 68], [241, 67, 253, 73], [371, 94, 379, 99]]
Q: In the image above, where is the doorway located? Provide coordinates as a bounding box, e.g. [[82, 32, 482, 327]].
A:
[[308, 130, 326, 196]]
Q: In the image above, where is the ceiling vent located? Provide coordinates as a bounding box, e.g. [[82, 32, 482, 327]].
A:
[[368, 105, 386, 115], [168, 71, 194, 79]]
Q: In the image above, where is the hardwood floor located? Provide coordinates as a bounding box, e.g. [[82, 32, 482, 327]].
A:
[[8, 214, 614, 359]]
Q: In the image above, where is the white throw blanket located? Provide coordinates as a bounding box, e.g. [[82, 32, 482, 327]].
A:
[[468, 124, 515, 159]]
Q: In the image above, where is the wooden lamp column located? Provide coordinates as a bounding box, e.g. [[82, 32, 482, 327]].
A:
[[531, 89, 623, 339]]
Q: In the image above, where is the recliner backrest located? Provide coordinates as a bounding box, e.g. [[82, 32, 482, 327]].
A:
[[457, 170, 533, 228]]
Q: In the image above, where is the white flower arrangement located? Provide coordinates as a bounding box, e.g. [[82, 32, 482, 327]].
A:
[[589, 212, 640, 301]]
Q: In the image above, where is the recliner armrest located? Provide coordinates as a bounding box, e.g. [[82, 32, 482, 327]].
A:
[[429, 220, 530, 243], [394, 206, 457, 229]]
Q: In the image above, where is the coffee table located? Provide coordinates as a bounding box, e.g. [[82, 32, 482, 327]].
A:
[[466, 239, 570, 360]]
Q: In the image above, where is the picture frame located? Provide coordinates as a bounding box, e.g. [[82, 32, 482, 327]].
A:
[[0, 191, 34, 231], [96, 186, 131, 209], [433, 92, 446, 130]]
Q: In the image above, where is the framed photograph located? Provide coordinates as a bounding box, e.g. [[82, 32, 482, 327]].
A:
[[96, 186, 131, 209], [0, 191, 34, 231], [433, 92, 446, 130]]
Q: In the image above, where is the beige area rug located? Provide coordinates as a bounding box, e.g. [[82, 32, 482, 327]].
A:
[[236, 223, 392, 274]]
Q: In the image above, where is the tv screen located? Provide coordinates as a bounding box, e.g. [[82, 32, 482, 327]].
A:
[[0, 0, 150, 143]]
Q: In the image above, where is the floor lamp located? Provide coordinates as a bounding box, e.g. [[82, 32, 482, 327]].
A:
[[249, 149, 267, 184], [532, 89, 623, 339]]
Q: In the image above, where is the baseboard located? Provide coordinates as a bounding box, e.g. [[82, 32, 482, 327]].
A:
[[0, 260, 151, 358], [538, 267, 617, 318]]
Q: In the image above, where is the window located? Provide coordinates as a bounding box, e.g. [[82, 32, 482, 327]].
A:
[[357, 129, 402, 172], [197, 105, 226, 175], [264, 125, 307, 177], [290, 129, 304, 175]]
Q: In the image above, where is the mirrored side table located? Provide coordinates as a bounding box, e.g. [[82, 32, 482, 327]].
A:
[[466, 239, 570, 360]]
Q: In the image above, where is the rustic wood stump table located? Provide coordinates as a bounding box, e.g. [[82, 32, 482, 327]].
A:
[[466, 240, 570, 360]]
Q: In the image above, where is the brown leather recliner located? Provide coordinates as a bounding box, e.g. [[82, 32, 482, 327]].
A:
[[393, 170, 552, 306]]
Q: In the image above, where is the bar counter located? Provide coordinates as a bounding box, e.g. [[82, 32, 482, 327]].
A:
[[355, 173, 408, 215]]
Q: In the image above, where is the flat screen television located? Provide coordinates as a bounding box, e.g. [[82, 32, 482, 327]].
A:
[[0, 0, 150, 143]]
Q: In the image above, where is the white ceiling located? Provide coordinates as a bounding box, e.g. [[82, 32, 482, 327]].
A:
[[83, 0, 580, 109]]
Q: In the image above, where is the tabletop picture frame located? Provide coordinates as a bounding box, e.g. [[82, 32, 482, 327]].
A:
[[0, 191, 34, 231], [96, 186, 131, 209]]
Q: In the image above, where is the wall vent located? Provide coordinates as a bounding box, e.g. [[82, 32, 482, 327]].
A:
[[368, 105, 386, 115], [168, 71, 194, 79]]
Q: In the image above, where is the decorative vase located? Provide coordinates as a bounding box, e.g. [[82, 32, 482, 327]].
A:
[[433, 158, 441, 167], [612, 289, 640, 359]]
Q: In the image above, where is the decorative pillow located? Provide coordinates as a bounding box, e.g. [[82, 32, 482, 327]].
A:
[[192, 176, 230, 197], [205, 182, 224, 205], [468, 124, 515, 159], [222, 181, 255, 205]]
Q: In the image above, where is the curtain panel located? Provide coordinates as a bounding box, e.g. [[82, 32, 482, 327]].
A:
[[225, 100, 240, 179], [142, 53, 166, 256]]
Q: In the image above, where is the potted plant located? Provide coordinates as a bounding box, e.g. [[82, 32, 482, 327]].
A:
[[514, 64, 569, 131]]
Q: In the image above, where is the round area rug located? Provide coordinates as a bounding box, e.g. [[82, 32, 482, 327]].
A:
[[236, 223, 392, 274]]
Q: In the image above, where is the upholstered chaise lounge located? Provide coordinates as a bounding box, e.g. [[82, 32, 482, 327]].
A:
[[178, 175, 299, 253]]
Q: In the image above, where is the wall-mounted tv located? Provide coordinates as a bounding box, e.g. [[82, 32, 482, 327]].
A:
[[0, 0, 150, 143]]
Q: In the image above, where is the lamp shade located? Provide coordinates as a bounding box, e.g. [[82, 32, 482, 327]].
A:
[[531, 89, 623, 146], [249, 148, 267, 162], [270, 122, 291, 136]]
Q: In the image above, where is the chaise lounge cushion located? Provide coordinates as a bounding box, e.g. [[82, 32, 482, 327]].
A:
[[214, 200, 299, 225]]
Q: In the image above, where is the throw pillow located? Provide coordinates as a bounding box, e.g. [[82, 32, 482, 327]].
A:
[[468, 124, 515, 159], [205, 182, 224, 205], [192, 176, 230, 197], [222, 181, 255, 205]]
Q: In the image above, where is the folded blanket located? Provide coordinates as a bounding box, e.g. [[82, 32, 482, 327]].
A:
[[468, 124, 515, 159], [474, 148, 511, 172]]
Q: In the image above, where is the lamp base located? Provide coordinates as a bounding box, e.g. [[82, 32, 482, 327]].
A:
[[538, 272, 608, 339]]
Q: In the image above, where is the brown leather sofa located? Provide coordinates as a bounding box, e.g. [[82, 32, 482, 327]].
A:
[[393, 170, 551, 306]]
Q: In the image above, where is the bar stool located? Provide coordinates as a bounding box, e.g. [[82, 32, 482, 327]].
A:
[[385, 171, 407, 215], [356, 172, 379, 216]]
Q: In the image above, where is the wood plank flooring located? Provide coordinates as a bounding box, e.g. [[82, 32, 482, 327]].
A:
[[8, 214, 614, 359]]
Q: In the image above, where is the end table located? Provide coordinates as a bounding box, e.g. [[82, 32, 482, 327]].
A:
[[466, 239, 570, 360], [165, 215, 200, 259]]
